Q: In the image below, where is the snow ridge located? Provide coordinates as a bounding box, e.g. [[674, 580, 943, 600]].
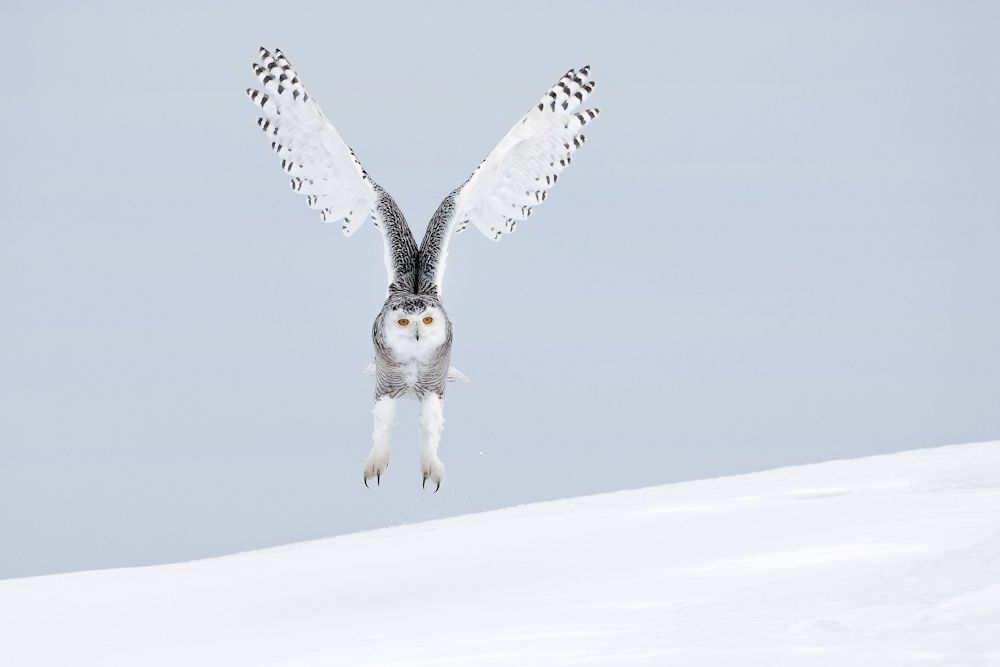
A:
[[1, 442, 998, 666]]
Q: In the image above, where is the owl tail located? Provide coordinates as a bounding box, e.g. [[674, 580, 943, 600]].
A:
[[446, 367, 470, 383]]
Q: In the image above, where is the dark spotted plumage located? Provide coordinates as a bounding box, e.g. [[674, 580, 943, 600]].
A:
[[416, 188, 461, 296], [370, 183, 419, 295]]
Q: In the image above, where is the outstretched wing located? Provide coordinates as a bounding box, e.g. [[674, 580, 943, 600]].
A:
[[247, 47, 418, 293], [417, 66, 600, 295]]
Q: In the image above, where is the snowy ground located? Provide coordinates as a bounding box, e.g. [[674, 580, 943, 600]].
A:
[[2, 442, 999, 666]]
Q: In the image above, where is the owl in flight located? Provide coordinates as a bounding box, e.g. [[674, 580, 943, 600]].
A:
[[246, 48, 600, 491]]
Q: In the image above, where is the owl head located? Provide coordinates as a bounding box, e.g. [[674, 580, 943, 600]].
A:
[[383, 295, 449, 349]]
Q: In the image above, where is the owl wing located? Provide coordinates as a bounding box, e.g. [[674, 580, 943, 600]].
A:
[[416, 66, 600, 295], [247, 47, 418, 293]]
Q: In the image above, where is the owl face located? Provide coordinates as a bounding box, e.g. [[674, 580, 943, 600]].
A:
[[383, 300, 448, 359]]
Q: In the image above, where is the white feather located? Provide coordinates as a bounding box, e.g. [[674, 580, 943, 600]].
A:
[[453, 66, 600, 241], [248, 47, 376, 237]]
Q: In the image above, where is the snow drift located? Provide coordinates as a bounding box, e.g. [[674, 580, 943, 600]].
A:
[[2, 442, 999, 666]]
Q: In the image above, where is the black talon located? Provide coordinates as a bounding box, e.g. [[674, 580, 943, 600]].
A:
[[434, 481, 440, 493], [422, 476, 427, 489], [364, 476, 369, 488], [376, 472, 380, 486]]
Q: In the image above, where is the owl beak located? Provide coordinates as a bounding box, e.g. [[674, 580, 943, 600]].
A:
[[415, 330, 420, 341]]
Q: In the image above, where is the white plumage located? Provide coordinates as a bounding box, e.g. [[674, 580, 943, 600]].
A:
[[246, 48, 600, 490], [248, 48, 376, 236], [454, 66, 599, 241]]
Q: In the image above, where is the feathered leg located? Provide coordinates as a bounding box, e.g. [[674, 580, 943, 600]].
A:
[[363, 396, 396, 487], [419, 392, 446, 491]]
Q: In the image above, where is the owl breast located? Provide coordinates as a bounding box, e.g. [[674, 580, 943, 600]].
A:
[[375, 303, 452, 397], [385, 332, 443, 365], [378, 333, 451, 398]]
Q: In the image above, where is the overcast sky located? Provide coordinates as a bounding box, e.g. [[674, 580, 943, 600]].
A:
[[1, 1, 998, 579]]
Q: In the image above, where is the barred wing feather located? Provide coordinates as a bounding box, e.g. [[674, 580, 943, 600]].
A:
[[416, 66, 600, 294], [455, 66, 600, 241], [247, 48, 418, 292]]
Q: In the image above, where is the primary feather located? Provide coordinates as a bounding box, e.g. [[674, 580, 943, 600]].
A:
[[248, 47, 418, 293], [455, 66, 600, 241], [416, 66, 600, 295], [248, 47, 375, 235]]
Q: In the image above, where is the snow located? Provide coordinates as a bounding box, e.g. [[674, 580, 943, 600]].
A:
[[2, 442, 999, 666]]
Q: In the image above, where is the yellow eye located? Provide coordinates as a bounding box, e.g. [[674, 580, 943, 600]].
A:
[[397, 318, 409, 326], [423, 316, 433, 325]]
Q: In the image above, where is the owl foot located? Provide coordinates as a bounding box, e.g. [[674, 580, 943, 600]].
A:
[[363, 445, 390, 488], [420, 454, 445, 493]]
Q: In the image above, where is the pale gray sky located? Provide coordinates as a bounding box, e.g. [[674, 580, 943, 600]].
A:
[[1, 0, 998, 579]]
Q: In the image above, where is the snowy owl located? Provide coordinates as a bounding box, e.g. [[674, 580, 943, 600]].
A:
[[246, 48, 600, 491]]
